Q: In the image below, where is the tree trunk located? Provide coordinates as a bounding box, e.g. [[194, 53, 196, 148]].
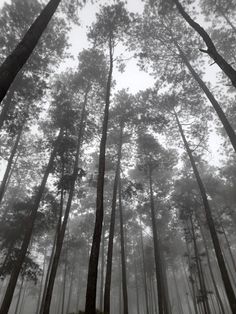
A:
[[14, 277, 24, 314], [134, 256, 140, 314], [172, 270, 184, 314], [0, 129, 62, 314], [172, 0, 236, 87], [61, 260, 67, 314], [0, 124, 23, 204], [99, 226, 105, 313], [0, 0, 62, 108], [197, 217, 226, 314], [148, 167, 170, 314], [42, 91, 88, 314], [85, 36, 113, 314], [118, 180, 129, 314], [66, 266, 74, 314], [169, 35, 236, 154], [174, 111, 236, 313], [189, 215, 210, 314], [36, 248, 47, 314], [104, 122, 123, 314], [140, 224, 150, 314]]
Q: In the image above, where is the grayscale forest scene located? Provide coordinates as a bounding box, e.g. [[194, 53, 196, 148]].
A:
[[0, 0, 236, 313]]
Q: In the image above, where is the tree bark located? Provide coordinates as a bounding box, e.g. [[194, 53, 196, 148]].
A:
[[0, 0, 62, 108], [104, 122, 123, 314], [99, 226, 105, 312], [85, 36, 113, 314], [174, 111, 236, 313], [172, 0, 236, 87], [118, 180, 129, 314], [0, 129, 62, 314]]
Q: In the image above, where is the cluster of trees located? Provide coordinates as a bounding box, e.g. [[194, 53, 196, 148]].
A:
[[0, 0, 236, 314]]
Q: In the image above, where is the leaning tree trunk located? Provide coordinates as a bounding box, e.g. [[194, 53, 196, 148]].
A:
[[42, 91, 88, 314], [85, 37, 113, 314], [104, 122, 123, 314], [0, 0, 62, 111], [0, 123, 23, 205], [0, 129, 62, 314], [169, 34, 236, 154], [148, 166, 170, 314], [171, 0, 236, 88], [174, 111, 236, 313], [118, 180, 129, 314]]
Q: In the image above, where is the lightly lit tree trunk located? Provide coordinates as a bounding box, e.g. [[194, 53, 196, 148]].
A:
[[118, 179, 129, 314], [139, 222, 150, 314], [0, 0, 62, 114], [174, 110, 236, 313], [85, 36, 113, 314], [104, 122, 123, 314], [0, 129, 63, 314], [42, 90, 88, 314], [0, 124, 23, 205], [171, 0, 236, 88]]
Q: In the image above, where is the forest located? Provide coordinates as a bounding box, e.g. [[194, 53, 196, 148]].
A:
[[0, 0, 236, 313]]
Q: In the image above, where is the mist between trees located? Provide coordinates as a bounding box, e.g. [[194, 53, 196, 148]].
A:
[[0, 0, 236, 314]]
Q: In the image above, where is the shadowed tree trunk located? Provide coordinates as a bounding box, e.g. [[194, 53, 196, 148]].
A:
[[104, 121, 123, 314], [174, 110, 236, 313], [118, 180, 129, 314], [99, 225, 105, 313], [0, 129, 63, 314], [171, 0, 236, 87], [85, 36, 113, 314], [148, 166, 170, 314], [0, 0, 62, 113]]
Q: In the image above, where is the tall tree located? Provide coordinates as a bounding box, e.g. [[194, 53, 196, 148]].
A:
[[85, 4, 132, 313]]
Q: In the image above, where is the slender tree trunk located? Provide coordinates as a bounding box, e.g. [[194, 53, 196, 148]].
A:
[[104, 122, 123, 314], [219, 10, 236, 34], [43, 91, 88, 314], [85, 37, 113, 314], [140, 224, 150, 314], [18, 281, 27, 314], [0, 129, 62, 314], [148, 167, 170, 314], [198, 218, 226, 314], [134, 257, 140, 314], [118, 180, 129, 314], [0, 124, 23, 204], [221, 224, 236, 274], [36, 248, 47, 314], [172, 270, 184, 314], [0, 0, 62, 109], [189, 215, 210, 314], [170, 36, 236, 154], [99, 226, 105, 313], [66, 267, 74, 314], [61, 260, 67, 314], [171, 0, 236, 87], [39, 230, 59, 314], [14, 277, 24, 314], [174, 111, 236, 313]]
